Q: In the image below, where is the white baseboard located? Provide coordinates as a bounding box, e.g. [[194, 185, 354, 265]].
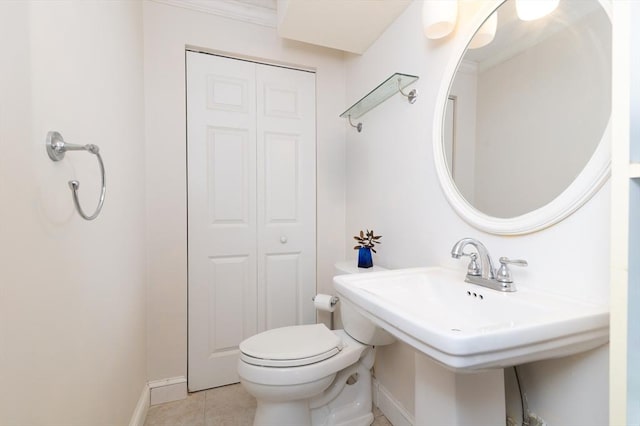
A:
[[149, 376, 188, 406], [373, 378, 414, 426], [129, 384, 150, 426]]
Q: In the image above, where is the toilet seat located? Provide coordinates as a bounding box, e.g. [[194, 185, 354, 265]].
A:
[[238, 329, 366, 387], [239, 324, 343, 368]]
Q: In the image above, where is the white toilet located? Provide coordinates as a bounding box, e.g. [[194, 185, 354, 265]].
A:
[[237, 262, 394, 426]]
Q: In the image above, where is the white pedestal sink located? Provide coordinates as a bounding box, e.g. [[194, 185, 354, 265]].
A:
[[415, 353, 505, 426], [334, 267, 609, 425]]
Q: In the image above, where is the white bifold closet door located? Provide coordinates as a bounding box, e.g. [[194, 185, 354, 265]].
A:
[[186, 51, 316, 391]]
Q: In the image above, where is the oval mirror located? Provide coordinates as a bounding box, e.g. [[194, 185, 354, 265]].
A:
[[433, 0, 611, 235]]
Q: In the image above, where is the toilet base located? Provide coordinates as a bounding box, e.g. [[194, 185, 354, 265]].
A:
[[255, 400, 313, 426], [312, 406, 373, 426], [310, 349, 376, 426], [243, 374, 335, 426], [250, 359, 375, 426]]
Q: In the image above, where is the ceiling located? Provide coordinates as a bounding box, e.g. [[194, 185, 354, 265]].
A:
[[154, 0, 410, 55], [276, 0, 411, 54]]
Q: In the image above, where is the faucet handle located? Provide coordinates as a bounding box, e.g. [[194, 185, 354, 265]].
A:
[[461, 252, 481, 276], [496, 257, 528, 283]]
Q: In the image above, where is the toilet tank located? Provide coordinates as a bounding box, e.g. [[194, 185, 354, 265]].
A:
[[334, 262, 395, 346]]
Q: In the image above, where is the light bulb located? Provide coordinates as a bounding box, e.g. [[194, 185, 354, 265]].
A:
[[515, 0, 559, 21]]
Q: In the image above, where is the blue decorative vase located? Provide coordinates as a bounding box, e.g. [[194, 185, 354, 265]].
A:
[[358, 247, 373, 268]]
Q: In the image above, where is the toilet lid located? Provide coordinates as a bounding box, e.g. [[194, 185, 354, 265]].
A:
[[239, 324, 343, 367]]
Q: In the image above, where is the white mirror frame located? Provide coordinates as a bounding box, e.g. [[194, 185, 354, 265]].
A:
[[433, 0, 612, 235]]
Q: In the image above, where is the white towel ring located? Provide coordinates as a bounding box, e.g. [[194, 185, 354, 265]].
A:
[[46, 131, 106, 221]]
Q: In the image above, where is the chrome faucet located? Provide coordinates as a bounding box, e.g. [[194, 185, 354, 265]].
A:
[[451, 238, 527, 292], [451, 238, 496, 280]]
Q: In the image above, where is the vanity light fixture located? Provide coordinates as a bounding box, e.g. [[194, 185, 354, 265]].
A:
[[515, 0, 559, 21], [422, 0, 458, 39], [468, 11, 497, 49], [424, 0, 560, 48]]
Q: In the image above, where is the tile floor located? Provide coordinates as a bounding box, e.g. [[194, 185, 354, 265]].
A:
[[144, 383, 392, 426]]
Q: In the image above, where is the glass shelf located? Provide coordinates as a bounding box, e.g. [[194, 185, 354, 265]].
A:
[[340, 73, 419, 120]]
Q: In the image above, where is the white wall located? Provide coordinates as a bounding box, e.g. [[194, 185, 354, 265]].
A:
[[345, 0, 609, 423], [0, 1, 147, 425], [143, 0, 347, 382]]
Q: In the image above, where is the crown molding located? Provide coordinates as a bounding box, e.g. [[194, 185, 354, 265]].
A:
[[150, 0, 277, 28]]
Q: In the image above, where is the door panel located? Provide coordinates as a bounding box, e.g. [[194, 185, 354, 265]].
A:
[[187, 51, 315, 391], [265, 253, 301, 329], [208, 255, 251, 351], [207, 127, 250, 224], [264, 133, 299, 222], [256, 65, 316, 333], [187, 52, 257, 391]]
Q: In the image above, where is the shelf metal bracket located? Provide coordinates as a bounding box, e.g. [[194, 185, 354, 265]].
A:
[[348, 115, 363, 133], [398, 78, 418, 104]]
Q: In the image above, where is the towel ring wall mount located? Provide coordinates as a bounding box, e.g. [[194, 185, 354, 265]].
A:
[[46, 131, 106, 221]]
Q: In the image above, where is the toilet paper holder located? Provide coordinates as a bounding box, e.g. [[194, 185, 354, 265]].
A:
[[311, 294, 340, 330], [312, 295, 340, 307]]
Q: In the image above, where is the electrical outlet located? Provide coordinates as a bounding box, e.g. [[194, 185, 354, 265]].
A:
[[526, 413, 547, 426]]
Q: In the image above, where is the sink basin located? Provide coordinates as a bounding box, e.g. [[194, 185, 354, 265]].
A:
[[334, 267, 609, 371]]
